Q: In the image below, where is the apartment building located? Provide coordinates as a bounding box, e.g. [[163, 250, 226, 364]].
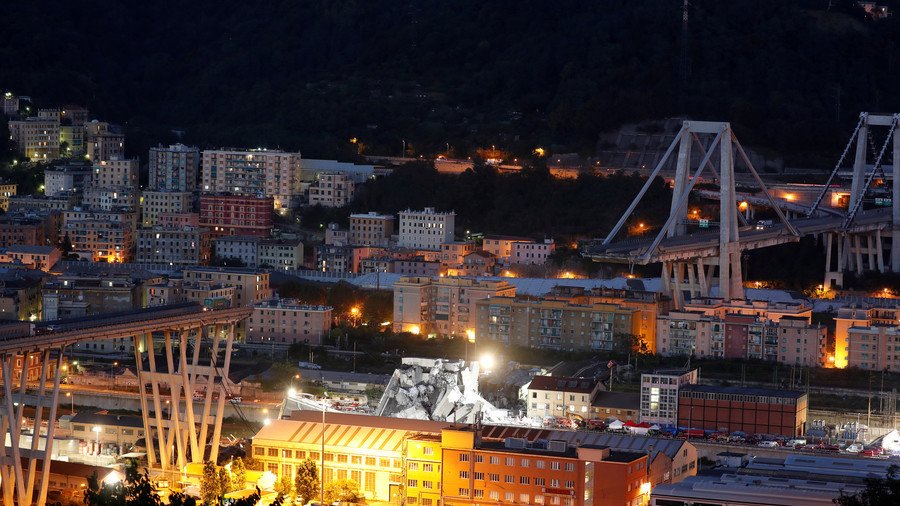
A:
[[656, 311, 724, 358], [247, 298, 333, 346], [0, 182, 16, 212], [846, 325, 900, 370], [586, 288, 670, 354], [314, 245, 380, 273], [69, 412, 144, 450], [214, 236, 259, 266], [202, 149, 302, 210], [141, 191, 192, 226], [84, 121, 125, 162], [158, 212, 199, 228], [393, 276, 516, 336], [835, 305, 900, 369], [308, 172, 355, 207], [682, 298, 813, 323], [325, 222, 349, 246], [482, 235, 534, 262], [349, 212, 394, 246], [82, 187, 139, 212], [199, 194, 273, 237], [135, 226, 211, 266], [678, 385, 808, 437], [42, 272, 147, 320], [776, 316, 827, 366], [259, 239, 304, 270], [398, 208, 456, 250], [439, 241, 476, 269], [475, 296, 641, 352], [0, 245, 61, 271], [145, 278, 236, 309], [0, 214, 58, 248], [510, 239, 556, 265], [8, 195, 74, 213], [148, 144, 200, 192], [0, 272, 44, 322], [90, 159, 138, 188], [182, 267, 271, 306], [526, 375, 602, 419], [44, 164, 93, 197], [639, 369, 699, 426], [8, 114, 60, 160], [62, 210, 136, 263]]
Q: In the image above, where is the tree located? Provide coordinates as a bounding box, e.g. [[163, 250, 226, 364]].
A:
[[230, 457, 247, 492], [324, 479, 362, 504], [84, 459, 176, 506], [200, 461, 221, 506], [60, 232, 73, 254], [217, 467, 232, 498], [294, 458, 320, 505], [274, 473, 293, 498], [835, 465, 900, 505]]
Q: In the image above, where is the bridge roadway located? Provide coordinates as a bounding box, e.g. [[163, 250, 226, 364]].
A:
[[0, 304, 253, 354], [585, 207, 892, 264]]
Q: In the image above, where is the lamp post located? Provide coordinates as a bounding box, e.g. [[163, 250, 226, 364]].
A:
[[66, 392, 74, 414], [321, 391, 328, 506]]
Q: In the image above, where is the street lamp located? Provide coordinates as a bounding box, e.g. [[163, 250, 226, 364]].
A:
[[465, 329, 476, 363], [66, 392, 74, 414], [92, 426, 102, 453]]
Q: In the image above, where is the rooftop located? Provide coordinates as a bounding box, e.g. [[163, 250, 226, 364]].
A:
[[70, 411, 143, 428], [652, 474, 857, 506], [603, 450, 646, 463], [679, 384, 806, 399], [528, 375, 598, 394], [591, 391, 640, 410]]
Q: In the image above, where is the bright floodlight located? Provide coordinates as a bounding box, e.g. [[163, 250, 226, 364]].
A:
[[288, 388, 297, 397], [480, 353, 495, 371], [263, 418, 271, 426], [92, 426, 102, 433], [103, 471, 123, 485]]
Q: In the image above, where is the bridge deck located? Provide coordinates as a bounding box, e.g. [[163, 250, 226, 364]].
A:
[[585, 208, 892, 264], [0, 305, 253, 354]]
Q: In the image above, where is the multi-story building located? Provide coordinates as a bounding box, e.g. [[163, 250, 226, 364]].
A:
[[585, 288, 670, 354], [148, 144, 200, 192], [8, 195, 74, 213], [0, 245, 61, 271], [0, 213, 60, 248], [510, 239, 556, 265], [394, 258, 442, 277], [656, 311, 724, 357], [526, 375, 602, 419], [258, 239, 304, 270], [682, 298, 813, 323], [639, 369, 699, 427], [81, 187, 139, 212], [62, 210, 136, 263], [678, 385, 808, 437], [482, 235, 535, 262], [834, 305, 900, 368], [135, 226, 211, 266], [214, 236, 259, 266], [349, 212, 395, 246], [475, 296, 641, 352], [42, 272, 149, 320], [158, 212, 200, 228], [591, 391, 641, 422], [201, 149, 302, 211], [324, 222, 349, 246], [84, 121, 125, 162], [253, 412, 688, 506], [846, 325, 900, 370], [8, 113, 60, 160], [141, 191, 193, 227], [69, 412, 144, 450], [90, 159, 138, 188], [199, 194, 273, 237], [776, 316, 827, 366], [44, 164, 93, 197], [247, 298, 333, 346], [0, 182, 16, 212], [439, 241, 476, 269], [2, 92, 20, 116], [182, 267, 271, 306], [315, 245, 380, 274], [398, 208, 456, 250], [145, 278, 236, 309], [308, 172, 355, 207], [394, 276, 516, 336], [0, 271, 44, 321]]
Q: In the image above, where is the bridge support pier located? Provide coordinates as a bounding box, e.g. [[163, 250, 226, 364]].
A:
[[0, 348, 64, 506], [662, 259, 716, 307], [134, 321, 237, 477]]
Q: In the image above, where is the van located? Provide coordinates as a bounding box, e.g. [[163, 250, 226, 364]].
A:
[[787, 439, 807, 447], [757, 441, 779, 448]]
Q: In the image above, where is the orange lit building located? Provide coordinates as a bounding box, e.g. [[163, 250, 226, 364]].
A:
[[255, 412, 694, 505]]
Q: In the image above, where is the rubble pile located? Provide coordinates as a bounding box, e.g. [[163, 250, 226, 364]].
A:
[[375, 358, 507, 423]]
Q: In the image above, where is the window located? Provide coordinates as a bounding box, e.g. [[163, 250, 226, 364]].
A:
[[535, 460, 545, 469], [505, 492, 514, 501], [424, 447, 434, 455], [458, 488, 469, 497], [489, 456, 500, 465], [459, 454, 470, 462], [365, 457, 376, 466], [409, 462, 419, 471], [535, 478, 545, 486], [520, 494, 530, 503], [459, 471, 469, 479], [489, 491, 500, 500], [521, 458, 530, 467], [565, 463, 575, 471], [254, 447, 265, 456], [474, 455, 484, 463], [474, 490, 485, 499], [505, 475, 514, 484], [423, 463, 433, 472], [337, 454, 348, 463], [565, 480, 574, 488], [267, 448, 278, 457], [422, 499, 432, 506], [551, 462, 560, 470], [505, 457, 515, 466], [408, 479, 418, 488], [520, 476, 531, 485], [474, 472, 484, 480], [489, 473, 500, 482]]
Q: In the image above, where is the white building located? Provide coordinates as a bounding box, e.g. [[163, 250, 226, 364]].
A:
[[43, 165, 93, 197], [259, 239, 304, 270], [214, 236, 260, 266], [308, 172, 355, 208], [639, 369, 698, 426], [398, 208, 455, 250], [510, 239, 555, 265]]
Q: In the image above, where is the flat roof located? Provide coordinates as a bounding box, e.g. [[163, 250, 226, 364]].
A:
[[652, 473, 857, 506], [591, 391, 639, 410], [528, 375, 597, 394], [604, 450, 645, 463], [679, 384, 806, 399]]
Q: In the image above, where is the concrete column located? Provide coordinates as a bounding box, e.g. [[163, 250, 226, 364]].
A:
[[669, 130, 693, 238], [850, 115, 869, 212], [718, 126, 742, 300]]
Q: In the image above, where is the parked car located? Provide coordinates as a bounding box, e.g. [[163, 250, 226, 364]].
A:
[[758, 441, 779, 448]]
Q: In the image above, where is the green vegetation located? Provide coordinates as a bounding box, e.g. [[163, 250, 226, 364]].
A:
[[1, 1, 897, 162], [835, 465, 900, 506]]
